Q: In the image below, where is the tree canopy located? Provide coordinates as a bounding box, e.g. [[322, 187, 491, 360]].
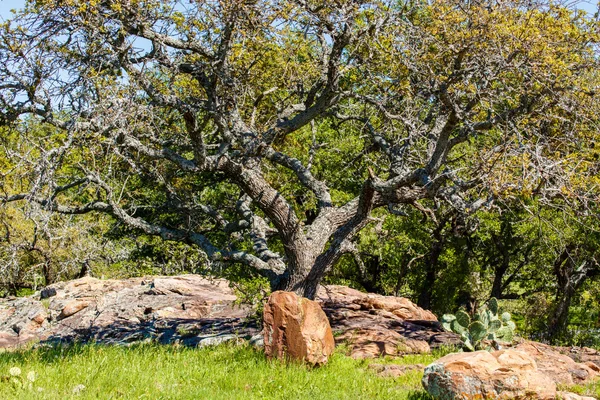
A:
[[0, 0, 598, 301]]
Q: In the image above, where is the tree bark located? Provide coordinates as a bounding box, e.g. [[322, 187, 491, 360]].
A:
[[274, 257, 330, 299], [359, 255, 385, 294], [491, 262, 508, 299], [274, 239, 319, 296], [546, 247, 594, 342], [417, 227, 446, 310]]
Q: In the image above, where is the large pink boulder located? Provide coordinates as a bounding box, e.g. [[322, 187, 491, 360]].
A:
[[316, 285, 456, 358], [422, 349, 558, 399], [263, 291, 335, 365], [514, 342, 600, 385]]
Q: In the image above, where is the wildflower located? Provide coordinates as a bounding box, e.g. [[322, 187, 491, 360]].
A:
[[9, 367, 21, 376], [72, 384, 86, 394], [27, 371, 36, 382]]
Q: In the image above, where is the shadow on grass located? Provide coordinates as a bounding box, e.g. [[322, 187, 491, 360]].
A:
[[407, 390, 434, 400], [406, 390, 434, 400], [0, 339, 266, 366]]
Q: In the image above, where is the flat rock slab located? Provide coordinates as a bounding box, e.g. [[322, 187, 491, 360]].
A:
[[0, 275, 260, 349], [513, 341, 600, 386], [0, 277, 462, 354], [316, 285, 460, 358], [7, 273, 596, 381]]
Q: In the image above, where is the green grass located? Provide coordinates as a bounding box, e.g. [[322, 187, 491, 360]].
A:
[[0, 344, 438, 400], [560, 381, 600, 399]]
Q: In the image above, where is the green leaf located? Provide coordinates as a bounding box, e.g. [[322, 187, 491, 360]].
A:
[[506, 321, 516, 331], [452, 319, 467, 334], [489, 319, 502, 333], [442, 314, 456, 323], [469, 321, 488, 343], [488, 297, 499, 315], [479, 310, 490, 328], [456, 310, 471, 328], [463, 338, 475, 352], [496, 327, 514, 342]]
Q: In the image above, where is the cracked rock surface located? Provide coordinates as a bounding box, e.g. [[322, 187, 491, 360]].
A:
[[0, 275, 260, 349], [422, 349, 599, 400], [0, 276, 459, 354]]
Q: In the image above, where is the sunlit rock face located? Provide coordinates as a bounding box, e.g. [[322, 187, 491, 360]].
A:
[[263, 291, 335, 366]]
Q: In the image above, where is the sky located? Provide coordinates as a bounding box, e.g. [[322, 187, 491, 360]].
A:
[[0, 0, 598, 28], [1, 0, 598, 21], [0, 0, 23, 21]]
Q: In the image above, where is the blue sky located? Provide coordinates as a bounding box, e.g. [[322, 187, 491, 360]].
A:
[[0, 0, 24, 21], [0, 0, 598, 26], [1, 0, 598, 20]]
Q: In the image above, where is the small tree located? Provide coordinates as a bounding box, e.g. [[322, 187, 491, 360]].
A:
[[1, 0, 598, 298]]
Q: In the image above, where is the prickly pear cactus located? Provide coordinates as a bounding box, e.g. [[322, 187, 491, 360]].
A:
[[440, 297, 516, 351]]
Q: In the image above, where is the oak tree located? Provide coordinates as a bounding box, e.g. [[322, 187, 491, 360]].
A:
[[1, 0, 598, 298]]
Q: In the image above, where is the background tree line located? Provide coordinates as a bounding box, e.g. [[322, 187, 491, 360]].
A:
[[0, 0, 598, 345]]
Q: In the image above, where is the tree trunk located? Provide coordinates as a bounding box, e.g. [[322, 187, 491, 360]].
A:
[[359, 255, 385, 293], [489, 226, 510, 299], [275, 258, 320, 299], [546, 247, 591, 343], [77, 260, 91, 279], [547, 290, 575, 342], [417, 218, 448, 310], [42, 261, 55, 286], [417, 264, 436, 310], [491, 263, 508, 299], [547, 277, 589, 341], [273, 237, 322, 299], [418, 240, 443, 310], [277, 273, 321, 299]]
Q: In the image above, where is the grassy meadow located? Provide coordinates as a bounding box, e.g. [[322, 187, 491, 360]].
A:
[[0, 344, 438, 400], [2, 343, 599, 399]]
